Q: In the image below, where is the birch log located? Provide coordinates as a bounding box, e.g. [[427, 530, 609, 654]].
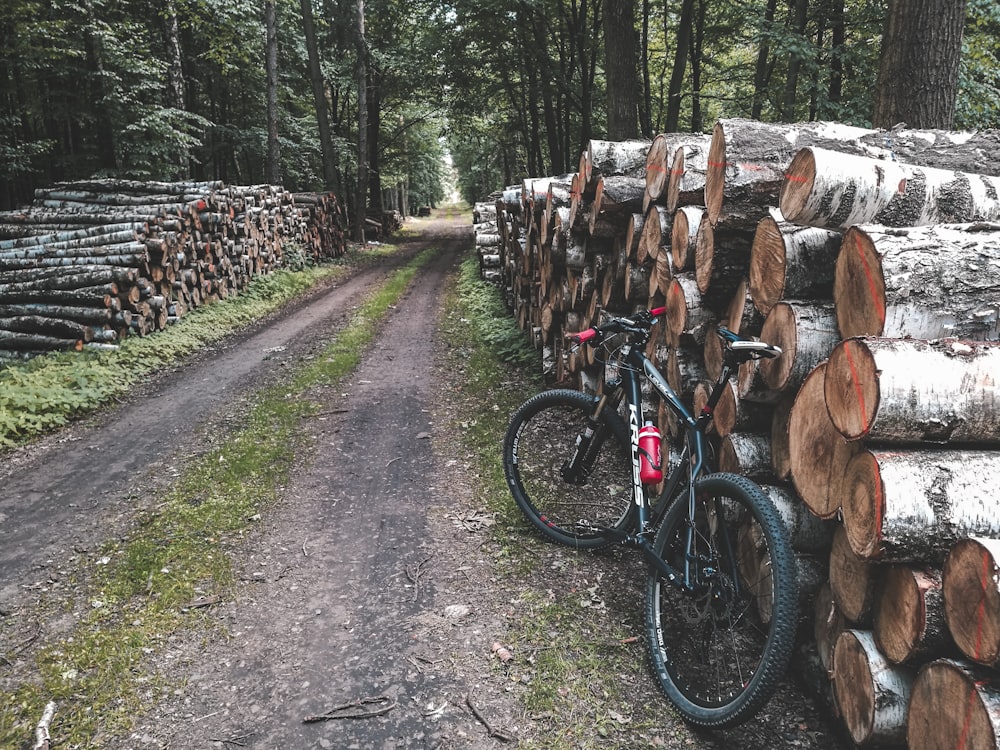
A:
[[643, 133, 709, 207], [873, 565, 951, 665], [942, 537, 1000, 667], [758, 300, 840, 394], [830, 523, 877, 624], [761, 483, 835, 553], [718, 432, 772, 478], [582, 138, 650, 187], [711, 375, 773, 438], [824, 337, 1000, 444], [670, 205, 703, 273], [780, 146, 1000, 230], [787, 362, 860, 518], [907, 659, 1000, 750], [638, 205, 671, 265], [832, 629, 914, 747], [665, 274, 715, 348], [842, 448, 1000, 562], [834, 222, 1000, 340], [815, 581, 846, 675], [704, 118, 884, 226], [666, 135, 713, 212], [748, 212, 841, 316]]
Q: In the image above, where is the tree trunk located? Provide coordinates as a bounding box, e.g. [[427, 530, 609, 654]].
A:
[[833, 222, 1000, 340], [603, 0, 639, 139], [748, 213, 840, 316], [264, 0, 282, 185], [907, 659, 1000, 750], [872, 0, 967, 129], [832, 629, 914, 746], [874, 565, 951, 665], [780, 147, 1000, 230], [842, 448, 1000, 563], [299, 0, 338, 192], [825, 337, 1000, 445], [758, 301, 839, 394], [942, 537, 1000, 667], [787, 362, 860, 518], [353, 0, 367, 243]]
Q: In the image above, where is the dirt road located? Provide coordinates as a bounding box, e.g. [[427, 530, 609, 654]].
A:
[[1, 212, 849, 749]]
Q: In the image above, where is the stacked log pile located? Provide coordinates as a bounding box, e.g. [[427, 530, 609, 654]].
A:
[[487, 118, 1000, 748], [0, 180, 346, 361]]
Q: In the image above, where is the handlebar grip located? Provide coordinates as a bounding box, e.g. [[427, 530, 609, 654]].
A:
[[573, 328, 599, 344], [649, 306, 667, 318]]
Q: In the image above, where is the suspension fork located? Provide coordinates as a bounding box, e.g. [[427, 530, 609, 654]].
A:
[[559, 388, 624, 484]]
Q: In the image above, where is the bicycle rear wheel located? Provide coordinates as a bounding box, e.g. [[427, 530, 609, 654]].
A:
[[503, 389, 636, 549], [644, 472, 797, 728]]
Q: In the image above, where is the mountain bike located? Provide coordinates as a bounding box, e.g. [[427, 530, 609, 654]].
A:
[[502, 307, 798, 728]]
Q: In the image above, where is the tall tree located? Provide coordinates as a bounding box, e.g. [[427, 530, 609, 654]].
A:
[[664, 0, 695, 132], [873, 0, 968, 128], [604, 0, 639, 138], [264, 0, 282, 184], [354, 0, 368, 242], [300, 0, 340, 192]]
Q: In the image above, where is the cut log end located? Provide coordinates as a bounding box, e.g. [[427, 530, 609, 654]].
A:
[[749, 215, 786, 316], [758, 301, 796, 391], [705, 122, 727, 225], [842, 450, 883, 560], [907, 660, 1000, 750], [825, 338, 880, 441], [778, 148, 817, 224], [873, 565, 935, 665], [834, 227, 887, 338], [943, 538, 1000, 666]]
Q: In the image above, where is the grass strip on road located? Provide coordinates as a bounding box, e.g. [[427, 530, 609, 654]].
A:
[[0, 247, 435, 748]]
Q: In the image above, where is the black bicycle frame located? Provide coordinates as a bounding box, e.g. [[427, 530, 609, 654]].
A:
[[596, 339, 737, 593]]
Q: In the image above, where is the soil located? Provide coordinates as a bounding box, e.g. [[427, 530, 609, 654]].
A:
[[0, 212, 854, 749]]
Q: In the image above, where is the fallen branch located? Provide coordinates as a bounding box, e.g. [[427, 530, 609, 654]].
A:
[[302, 695, 396, 723], [33, 701, 56, 750], [465, 691, 513, 742]]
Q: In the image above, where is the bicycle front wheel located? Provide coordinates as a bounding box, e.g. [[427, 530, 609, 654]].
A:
[[503, 389, 636, 549], [644, 472, 798, 728]]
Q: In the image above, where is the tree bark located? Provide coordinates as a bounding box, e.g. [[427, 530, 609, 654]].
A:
[[825, 337, 1000, 445], [833, 222, 1000, 340], [842, 448, 1000, 563], [602, 0, 639, 139], [872, 0, 967, 129], [704, 118, 882, 226], [666, 136, 713, 212], [264, 0, 282, 185], [780, 147, 1000, 230]]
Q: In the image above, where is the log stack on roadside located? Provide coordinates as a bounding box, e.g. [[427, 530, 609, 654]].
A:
[[0, 179, 347, 361], [486, 117, 1000, 748]]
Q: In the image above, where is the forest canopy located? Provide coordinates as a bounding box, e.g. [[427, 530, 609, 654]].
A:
[[0, 0, 997, 214]]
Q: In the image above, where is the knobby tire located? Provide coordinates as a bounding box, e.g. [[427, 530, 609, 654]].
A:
[[503, 389, 636, 549], [644, 472, 798, 728]]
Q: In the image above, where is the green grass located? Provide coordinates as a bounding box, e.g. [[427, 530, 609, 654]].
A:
[[0, 247, 437, 749]]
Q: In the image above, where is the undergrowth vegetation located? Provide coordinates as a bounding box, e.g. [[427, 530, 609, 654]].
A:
[[0, 248, 435, 748]]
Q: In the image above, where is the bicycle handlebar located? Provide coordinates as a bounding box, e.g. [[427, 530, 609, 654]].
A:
[[570, 307, 667, 344], [570, 311, 782, 362]]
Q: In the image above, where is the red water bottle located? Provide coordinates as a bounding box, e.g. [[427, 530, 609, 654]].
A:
[[638, 422, 663, 484]]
